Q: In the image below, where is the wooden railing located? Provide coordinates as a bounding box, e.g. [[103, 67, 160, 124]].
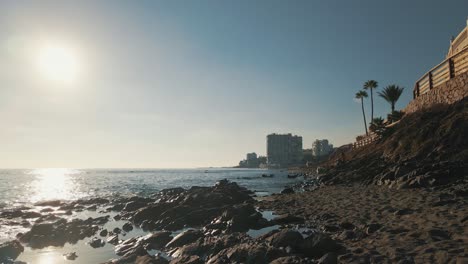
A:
[[353, 132, 379, 149], [414, 45, 468, 99]]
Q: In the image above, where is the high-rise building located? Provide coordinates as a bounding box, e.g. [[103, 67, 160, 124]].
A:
[[312, 139, 334, 157], [266, 133, 303, 167]]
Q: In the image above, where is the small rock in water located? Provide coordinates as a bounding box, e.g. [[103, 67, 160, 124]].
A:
[[99, 229, 108, 237], [113, 227, 121, 234], [0, 240, 24, 262], [107, 234, 119, 245], [122, 222, 133, 232], [89, 237, 105, 248], [63, 252, 78, 260]]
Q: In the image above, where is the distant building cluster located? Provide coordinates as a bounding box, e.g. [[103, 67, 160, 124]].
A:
[[236, 134, 334, 168], [312, 139, 334, 157], [238, 152, 267, 168], [266, 133, 303, 168]]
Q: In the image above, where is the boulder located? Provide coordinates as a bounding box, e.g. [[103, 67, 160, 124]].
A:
[[299, 233, 341, 258], [264, 229, 304, 249], [89, 237, 105, 248], [141, 232, 172, 250], [165, 230, 203, 249], [122, 222, 133, 232], [0, 240, 24, 262]]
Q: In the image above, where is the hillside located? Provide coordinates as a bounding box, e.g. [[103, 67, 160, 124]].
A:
[[318, 97, 468, 188]]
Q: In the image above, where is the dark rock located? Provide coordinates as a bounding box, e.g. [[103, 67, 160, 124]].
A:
[[428, 229, 451, 241], [318, 252, 338, 264], [339, 222, 354, 230], [280, 188, 294, 194], [123, 201, 148, 212], [0, 240, 24, 262], [365, 223, 382, 234], [122, 222, 133, 232], [141, 232, 172, 250], [265, 229, 304, 249], [338, 230, 356, 240], [170, 255, 202, 264], [18, 216, 108, 248], [273, 214, 304, 225], [270, 256, 309, 264], [34, 200, 63, 207], [40, 208, 54, 213], [100, 229, 108, 237], [63, 252, 78, 260], [107, 234, 119, 245], [113, 227, 122, 234], [166, 230, 203, 249], [136, 254, 169, 264], [300, 233, 341, 258], [394, 208, 414, 216], [207, 242, 285, 264], [89, 237, 105, 248]]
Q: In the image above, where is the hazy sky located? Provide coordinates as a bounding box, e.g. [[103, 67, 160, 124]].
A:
[[1, 1, 467, 168]]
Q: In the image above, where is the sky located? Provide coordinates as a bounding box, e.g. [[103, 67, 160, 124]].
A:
[[0, 0, 467, 168]]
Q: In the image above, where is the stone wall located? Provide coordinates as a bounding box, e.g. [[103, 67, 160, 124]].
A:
[[404, 71, 468, 114]]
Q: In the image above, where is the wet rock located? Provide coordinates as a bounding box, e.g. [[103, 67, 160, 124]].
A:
[[141, 232, 172, 250], [18, 216, 108, 248], [89, 237, 105, 248], [123, 201, 148, 212], [270, 256, 309, 264], [63, 252, 78, 260], [207, 242, 285, 264], [318, 252, 338, 264], [20, 211, 41, 219], [166, 230, 203, 249], [132, 181, 255, 231], [100, 229, 108, 237], [0, 240, 24, 262], [113, 227, 122, 234], [299, 233, 341, 258], [136, 254, 169, 264], [122, 222, 133, 232], [280, 188, 294, 194], [264, 229, 303, 249], [107, 234, 119, 245], [40, 208, 54, 213], [34, 200, 63, 207], [87, 205, 97, 211], [170, 255, 202, 264], [273, 214, 304, 225]]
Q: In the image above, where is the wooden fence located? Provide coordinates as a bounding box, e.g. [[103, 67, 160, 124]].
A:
[[414, 46, 468, 98], [353, 132, 379, 149]]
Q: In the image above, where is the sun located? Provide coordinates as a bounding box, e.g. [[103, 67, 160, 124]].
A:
[[37, 43, 79, 82]]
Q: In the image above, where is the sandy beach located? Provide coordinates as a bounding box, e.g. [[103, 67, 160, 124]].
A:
[[259, 182, 468, 263]]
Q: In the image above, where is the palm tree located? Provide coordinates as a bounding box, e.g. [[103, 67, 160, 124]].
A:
[[355, 90, 369, 136], [378, 85, 404, 112], [363, 80, 378, 121]]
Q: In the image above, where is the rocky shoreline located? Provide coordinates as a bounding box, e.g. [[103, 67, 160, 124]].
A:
[[0, 179, 346, 264]]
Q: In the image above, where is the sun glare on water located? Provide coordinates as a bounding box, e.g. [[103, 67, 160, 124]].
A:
[[29, 168, 81, 202], [37, 43, 80, 82]]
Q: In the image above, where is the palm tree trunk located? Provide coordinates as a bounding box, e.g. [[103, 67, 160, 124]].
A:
[[391, 102, 395, 112], [370, 88, 374, 121], [361, 98, 368, 136]]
